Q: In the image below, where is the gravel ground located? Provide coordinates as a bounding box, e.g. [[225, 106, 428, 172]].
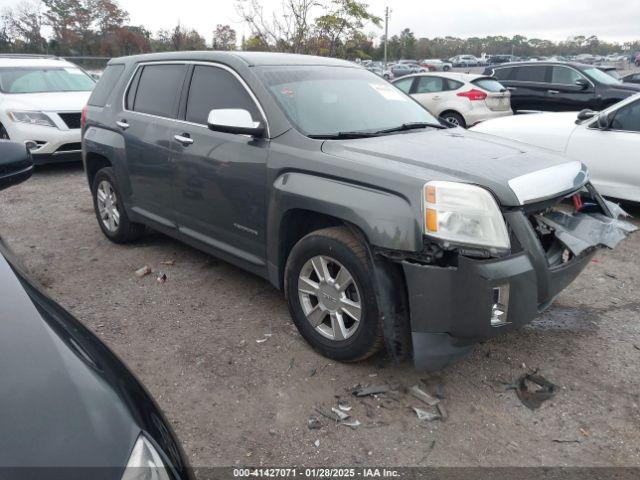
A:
[[1, 164, 639, 469]]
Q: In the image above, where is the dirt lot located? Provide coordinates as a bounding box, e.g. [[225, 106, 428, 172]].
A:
[[1, 164, 639, 469]]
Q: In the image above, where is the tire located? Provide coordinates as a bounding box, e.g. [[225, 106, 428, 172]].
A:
[[443, 65, 451, 72], [285, 227, 384, 362], [0, 124, 9, 140], [440, 111, 467, 128], [91, 167, 145, 243]]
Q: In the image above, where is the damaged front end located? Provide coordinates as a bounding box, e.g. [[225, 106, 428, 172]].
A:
[[379, 183, 636, 371]]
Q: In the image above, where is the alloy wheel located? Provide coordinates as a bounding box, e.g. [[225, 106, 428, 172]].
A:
[[96, 180, 120, 233], [297, 255, 362, 341]]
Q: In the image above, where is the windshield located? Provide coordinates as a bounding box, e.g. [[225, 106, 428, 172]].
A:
[[0, 67, 95, 93], [582, 67, 621, 86], [256, 66, 439, 136]]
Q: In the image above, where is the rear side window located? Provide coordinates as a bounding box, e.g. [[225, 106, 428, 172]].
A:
[[185, 65, 260, 125], [513, 66, 547, 82], [492, 67, 513, 80], [472, 78, 505, 92], [132, 64, 187, 118], [88, 64, 124, 106]]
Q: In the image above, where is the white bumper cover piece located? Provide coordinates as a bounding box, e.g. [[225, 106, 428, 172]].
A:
[[508, 161, 588, 205]]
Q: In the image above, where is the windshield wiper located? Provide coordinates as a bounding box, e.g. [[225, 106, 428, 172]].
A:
[[375, 122, 444, 134], [308, 131, 382, 139]]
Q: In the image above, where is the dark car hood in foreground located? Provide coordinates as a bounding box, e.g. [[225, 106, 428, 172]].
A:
[[321, 128, 584, 206], [0, 242, 189, 478]]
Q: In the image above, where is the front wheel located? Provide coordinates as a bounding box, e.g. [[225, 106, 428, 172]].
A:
[[285, 227, 383, 362], [92, 167, 145, 243]]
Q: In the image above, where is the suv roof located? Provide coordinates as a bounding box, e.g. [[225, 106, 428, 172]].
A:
[[490, 60, 593, 69], [110, 51, 355, 68]]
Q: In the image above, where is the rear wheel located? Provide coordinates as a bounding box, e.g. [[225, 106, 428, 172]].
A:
[[285, 227, 383, 362], [440, 111, 467, 128], [92, 167, 145, 243], [443, 65, 451, 71]]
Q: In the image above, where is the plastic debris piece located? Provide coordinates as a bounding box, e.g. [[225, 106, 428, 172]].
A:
[[436, 403, 448, 420], [413, 407, 440, 422], [331, 407, 350, 421], [553, 439, 580, 444], [134, 265, 151, 277], [338, 400, 352, 412], [256, 337, 269, 343], [161, 260, 175, 266], [409, 385, 439, 406], [315, 407, 341, 422], [515, 372, 556, 410], [313, 440, 320, 448], [353, 384, 390, 397], [156, 272, 167, 284], [339, 420, 361, 430], [307, 417, 321, 430]]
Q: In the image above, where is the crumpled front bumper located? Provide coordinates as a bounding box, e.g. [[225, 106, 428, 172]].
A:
[[402, 193, 636, 371]]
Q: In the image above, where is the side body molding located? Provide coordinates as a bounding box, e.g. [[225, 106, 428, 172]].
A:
[[267, 172, 422, 286]]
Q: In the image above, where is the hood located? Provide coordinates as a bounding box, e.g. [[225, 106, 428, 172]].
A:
[[471, 112, 579, 153], [0, 244, 188, 475], [1, 91, 90, 112], [321, 128, 583, 206]]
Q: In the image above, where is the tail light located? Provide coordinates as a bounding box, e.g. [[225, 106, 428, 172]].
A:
[[457, 89, 487, 101], [81, 104, 87, 129]]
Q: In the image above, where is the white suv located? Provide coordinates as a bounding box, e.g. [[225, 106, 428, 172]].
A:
[[0, 55, 95, 164]]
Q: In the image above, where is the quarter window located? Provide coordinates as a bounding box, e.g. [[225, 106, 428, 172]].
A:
[[88, 64, 124, 107], [610, 101, 640, 132], [393, 77, 413, 94], [131, 64, 187, 118], [185, 65, 260, 125], [492, 67, 513, 80]]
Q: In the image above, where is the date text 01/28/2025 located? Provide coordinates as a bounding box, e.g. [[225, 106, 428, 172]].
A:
[[232, 468, 401, 477]]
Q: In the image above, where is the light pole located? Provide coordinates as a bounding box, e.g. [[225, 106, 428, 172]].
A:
[[383, 6, 390, 70]]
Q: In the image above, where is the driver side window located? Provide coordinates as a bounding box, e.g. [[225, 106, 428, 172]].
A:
[[610, 101, 640, 132]]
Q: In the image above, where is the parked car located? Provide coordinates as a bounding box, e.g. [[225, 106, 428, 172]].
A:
[[420, 59, 452, 71], [622, 72, 640, 84], [449, 55, 480, 67], [390, 63, 415, 77], [487, 55, 515, 65], [366, 65, 393, 80], [485, 61, 640, 112], [472, 94, 640, 202], [393, 72, 512, 128], [83, 52, 633, 371], [0, 54, 95, 164], [0, 142, 192, 479], [598, 65, 621, 80]]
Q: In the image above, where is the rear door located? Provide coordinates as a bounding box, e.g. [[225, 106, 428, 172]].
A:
[[119, 63, 188, 225], [411, 76, 448, 114], [169, 63, 269, 267], [504, 65, 550, 111], [545, 66, 595, 111]]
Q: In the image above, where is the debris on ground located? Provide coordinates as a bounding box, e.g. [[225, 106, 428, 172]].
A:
[[421, 377, 446, 399], [552, 439, 580, 444], [409, 385, 440, 406], [307, 417, 322, 430], [256, 334, 272, 343], [436, 403, 448, 420], [287, 358, 295, 371], [633, 344, 640, 351], [134, 265, 151, 277], [156, 272, 167, 284], [338, 400, 352, 412], [339, 420, 361, 430], [313, 440, 320, 448], [331, 407, 350, 421], [515, 372, 557, 410], [161, 259, 175, 266], [413, 407, 440, 422], [353, 384, 391, 397], [605, 272, 617, 279], [309, 368, 317, 377], [315, 407, 342, 422]]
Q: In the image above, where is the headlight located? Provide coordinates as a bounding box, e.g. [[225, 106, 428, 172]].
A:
[[121, 435, 171, 480], [7, 111, 56, 127], [423, 181, 510, 251]]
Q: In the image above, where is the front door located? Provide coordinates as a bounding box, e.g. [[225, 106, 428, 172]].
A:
[[545, 66, 595, 111], [170, 64, 269, 266]]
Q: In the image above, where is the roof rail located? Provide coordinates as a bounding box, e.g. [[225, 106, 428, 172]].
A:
[[0, 54, 59, 59]]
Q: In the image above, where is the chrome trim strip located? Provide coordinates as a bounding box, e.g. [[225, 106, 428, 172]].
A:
[[131, 206, 177, 228], [178, 226, 265, 266], [508, 161, 588, 205], [121, 60, 271, 138]]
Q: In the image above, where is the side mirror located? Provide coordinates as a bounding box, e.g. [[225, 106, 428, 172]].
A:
[[575, 78, 589, 90], [0, 142, 33, 191], [207, 109, 265, 137], [596, 111, 613, 129], [576, 109, 597, 122]]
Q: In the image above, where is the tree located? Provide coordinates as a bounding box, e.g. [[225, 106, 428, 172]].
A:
[[1, 1, 47, 53], [212, 24, 237, 50], [398, 28, 415, 59]]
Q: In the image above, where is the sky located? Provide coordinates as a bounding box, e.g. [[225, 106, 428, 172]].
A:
[[1, 0, 638, 44]]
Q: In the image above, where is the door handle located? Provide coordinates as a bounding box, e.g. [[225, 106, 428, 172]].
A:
[[174, 134, 194, 146], [548, 90, 560, 94], [433, 95, 441, 100], [116, 120, 129, 130]]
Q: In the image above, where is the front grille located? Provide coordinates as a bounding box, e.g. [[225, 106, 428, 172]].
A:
[[56, 143, 81, 152], [58, 112, 81, 129]]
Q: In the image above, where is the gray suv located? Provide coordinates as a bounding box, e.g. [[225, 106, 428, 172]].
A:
[[82, 52, 634, 370]]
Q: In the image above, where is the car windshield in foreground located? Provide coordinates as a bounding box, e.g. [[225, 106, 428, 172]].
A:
[[582, 67, 621, 86], [255, 66, 440, 137], [0, 67, 95, 93]]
